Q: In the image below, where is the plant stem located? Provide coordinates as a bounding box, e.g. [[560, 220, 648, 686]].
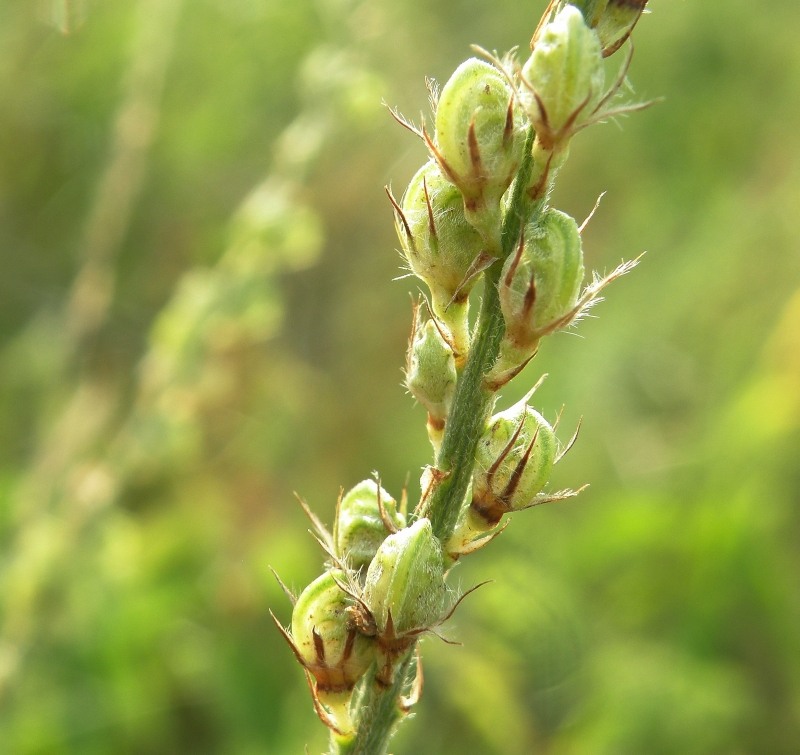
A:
[[330, 653, 415, 755], [336, 127, 541, 755], [328, 142, 538, 746], [423, 127, 537, 543]]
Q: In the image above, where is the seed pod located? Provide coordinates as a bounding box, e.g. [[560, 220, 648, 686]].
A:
[[446, 504, 502, 560], [406, 318, 457, 447], [471, 397, 557, 525], [500, 208, 584, 351], [433, 58, 526, 216], [521, 5, 604, 149], [395, 160, 485, 331], [590, 0, 648, 57], [363, 518, 449, 640], [335, 480, 405, 571], [290, 570, 375, 693]]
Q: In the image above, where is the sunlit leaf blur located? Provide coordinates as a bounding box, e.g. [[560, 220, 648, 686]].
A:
[[1, 0, 799, 752]]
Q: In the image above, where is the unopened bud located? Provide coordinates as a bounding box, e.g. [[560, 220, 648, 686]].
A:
[[500, 208, 584, 351], [471, 397, 557, 525], [406, 319, 457, 447], [363, 518, 449, 641], [290, 570, 374, 693], [335, 480, 405, 571], [521, 5, 604, 149], [433, 58, 526, 226], [394, 160, 485, 333]]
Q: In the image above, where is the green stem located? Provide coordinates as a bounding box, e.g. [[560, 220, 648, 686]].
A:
[[337, 128, 540, 755], [424, 127, 538, 542], [330, 653, 415, 755]]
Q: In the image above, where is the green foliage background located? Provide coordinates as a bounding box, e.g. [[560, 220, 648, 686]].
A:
[[1, 1, 799, 752]]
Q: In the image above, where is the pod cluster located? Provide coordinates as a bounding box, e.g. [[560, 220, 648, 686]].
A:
[[397, 2, 642, 454], [273, 478, 450, 736], [275, 1, 648, 740]]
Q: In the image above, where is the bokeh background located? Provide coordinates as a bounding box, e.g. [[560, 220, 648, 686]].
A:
[[2, 0, 799, 752]]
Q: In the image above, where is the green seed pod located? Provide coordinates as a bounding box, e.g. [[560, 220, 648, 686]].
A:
[[433, 58, 526, 215], [395, 160, 485, 329], [471, 396, 557, 525], [406, 318, 457, 445], [363, 518, 449, 639], [592, 0, 648, 57], [291, 570, 374, 692], [446, 504, 500, 560], [335, 480, 406, 571], [521, 5, 604, 148], [499, 208, 584, 350]]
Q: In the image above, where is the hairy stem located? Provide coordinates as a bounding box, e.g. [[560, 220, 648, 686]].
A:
[[423, 127, 537, 542], [330, 653, 415, 755], [335, 127, 542, 753]]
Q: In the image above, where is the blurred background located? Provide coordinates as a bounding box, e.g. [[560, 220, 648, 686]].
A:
[[1, 0, 799, 752]]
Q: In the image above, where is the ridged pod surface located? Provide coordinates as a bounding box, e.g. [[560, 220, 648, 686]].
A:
[[291, 570, 374, 692], [406, 319, 457, 424], [363, 518, 448, 637], [521, 5, 604, 145], [397, 160, 485, 309], [335, 480, 405, 571], [434, 57, 526, 206], [472, 400, 557, 524], [500, 208, 584, 347]]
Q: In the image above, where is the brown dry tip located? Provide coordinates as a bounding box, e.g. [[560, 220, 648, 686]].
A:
[[470, 491, 508, 527], [427, 414, 446, 432]]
